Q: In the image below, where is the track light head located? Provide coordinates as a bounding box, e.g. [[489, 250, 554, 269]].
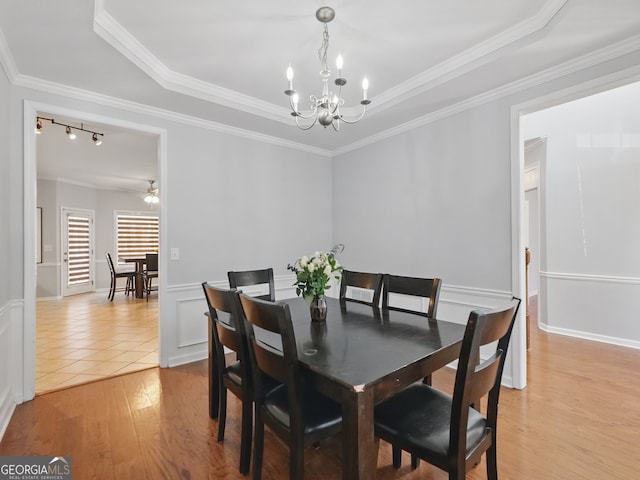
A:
[[92, 133, 102, 146], [35, 120, 42, 134], [66, 126, 76, 140]]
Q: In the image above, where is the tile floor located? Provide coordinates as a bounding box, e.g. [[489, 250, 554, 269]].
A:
[[36, 290, 159, 394]]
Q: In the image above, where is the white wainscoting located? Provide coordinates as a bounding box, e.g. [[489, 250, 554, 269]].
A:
[[0, 301, 17, 442], [540, 271, 640, 349]]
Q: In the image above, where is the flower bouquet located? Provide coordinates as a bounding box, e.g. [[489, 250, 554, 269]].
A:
[[287, 251, 343, 321]]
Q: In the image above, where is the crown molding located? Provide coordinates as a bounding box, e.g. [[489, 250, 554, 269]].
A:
[[332, 35, 640, 156], [11, 72, 331, 157], [371, 0, 568, 112], [93, 0, 568, 123], [0, 27, 18, 82], [93, 0, 291, 125]]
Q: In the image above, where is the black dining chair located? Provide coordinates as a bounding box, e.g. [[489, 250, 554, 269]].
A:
[[228, 268, 276, 302], [382, 274, 442, 318], [339, 270, 383, 307], [381, 274, 443, 465], [239, 293, 342, 480], [105, 252, 135, 301], [202, 283, 254, 474], [142, 253, 158, 301], [374, 298, 521, 480]]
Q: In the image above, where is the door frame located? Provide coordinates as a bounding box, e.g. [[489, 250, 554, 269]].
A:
[[22, 100, 167, 402]]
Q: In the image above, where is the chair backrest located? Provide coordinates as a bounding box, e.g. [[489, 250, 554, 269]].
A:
[[202, 283, 250, 382], [382, 275, 442, 317], [239, 294, 300, 407], [145, 253, 158, 271], [339, 270, 383, 307], [105, 252, 116, 275], [450, 297, 521, 470], [228, 268, 275, 302]]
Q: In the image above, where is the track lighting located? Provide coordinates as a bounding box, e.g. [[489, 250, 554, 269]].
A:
[[35, 116, 104, 145]]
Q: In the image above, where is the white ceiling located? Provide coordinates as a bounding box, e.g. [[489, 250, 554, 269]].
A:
[[1, 0, 640, 190]]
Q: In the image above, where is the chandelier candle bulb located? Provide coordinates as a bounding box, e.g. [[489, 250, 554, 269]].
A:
[[336, 53, 343, 77], [286, 64, 294, 91], [362, 77, 369, 101]]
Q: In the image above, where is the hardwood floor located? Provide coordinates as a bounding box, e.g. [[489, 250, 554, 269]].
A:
[[2, 296, 639, 479], [36, 291, 158, 394]]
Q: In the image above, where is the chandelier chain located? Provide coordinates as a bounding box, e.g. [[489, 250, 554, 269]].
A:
[[318, 24, 330, 72]]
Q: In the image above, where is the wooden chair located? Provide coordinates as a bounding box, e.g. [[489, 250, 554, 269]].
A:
[[239, 293, 342, 480], [228, 268, 276, 302], [142, 253, 158, 301], [339, 270, 383, 307], [374, 298, 521, 480], [382, 274, 442, 318], [105, 252, 134, 301], [202, 283, 254, 474]]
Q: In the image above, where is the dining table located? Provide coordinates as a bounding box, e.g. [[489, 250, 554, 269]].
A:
[[208, 296, 466, 480], [121, 256, 148, 298]]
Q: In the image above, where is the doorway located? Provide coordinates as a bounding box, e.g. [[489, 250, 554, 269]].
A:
[[23, 101, 165, 400]]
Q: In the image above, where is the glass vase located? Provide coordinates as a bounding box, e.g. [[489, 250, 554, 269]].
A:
[[309, 295, 327, 322]]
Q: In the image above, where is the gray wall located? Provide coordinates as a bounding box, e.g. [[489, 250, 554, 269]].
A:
[[333, 101, 513, 297]]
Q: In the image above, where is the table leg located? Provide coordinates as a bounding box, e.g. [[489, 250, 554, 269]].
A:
[[341, 387, 376, 480], [134, 259, 145, 298]]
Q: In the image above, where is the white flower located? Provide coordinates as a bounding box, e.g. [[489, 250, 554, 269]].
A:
[[299, 256, 308, 268], [307, 262, 316, 272], [323, 264, 332, 276]]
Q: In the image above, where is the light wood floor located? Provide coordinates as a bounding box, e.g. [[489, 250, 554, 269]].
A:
[[36, 290, 158, 394], [3, 297, 639, 479]]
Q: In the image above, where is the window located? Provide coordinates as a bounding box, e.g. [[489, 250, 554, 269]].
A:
[[115, 212, 159, 264]]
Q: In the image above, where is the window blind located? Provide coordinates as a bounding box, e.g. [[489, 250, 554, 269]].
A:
[[67, 214, 91, 286], [116, 213, 159, 263]]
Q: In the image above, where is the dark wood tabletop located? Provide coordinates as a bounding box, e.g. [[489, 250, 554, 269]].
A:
[[282, 296, 465, 480]]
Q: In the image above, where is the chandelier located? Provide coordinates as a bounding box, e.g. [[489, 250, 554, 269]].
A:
[[284, 7, 370, 131]]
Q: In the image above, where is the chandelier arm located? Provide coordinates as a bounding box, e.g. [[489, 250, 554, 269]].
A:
[[294, 114, 319, 130], [335, 104, 369, 125]]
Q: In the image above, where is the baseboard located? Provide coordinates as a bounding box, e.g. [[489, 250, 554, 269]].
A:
[[539, 323, 640, 350]]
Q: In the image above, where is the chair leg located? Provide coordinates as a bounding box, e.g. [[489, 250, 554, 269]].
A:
[[486, 443, 498, 480], [290, 440, 304, 480], [239, 397, 253, 474], [392, 445, 401, 468], [252, 413, 265, 480], [109, 277, 115, 301], [411, 454, 419, 469], [217, 387, 227, 442]]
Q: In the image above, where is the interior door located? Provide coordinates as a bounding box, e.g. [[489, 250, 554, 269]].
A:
[[62, 208, 95, 296]]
